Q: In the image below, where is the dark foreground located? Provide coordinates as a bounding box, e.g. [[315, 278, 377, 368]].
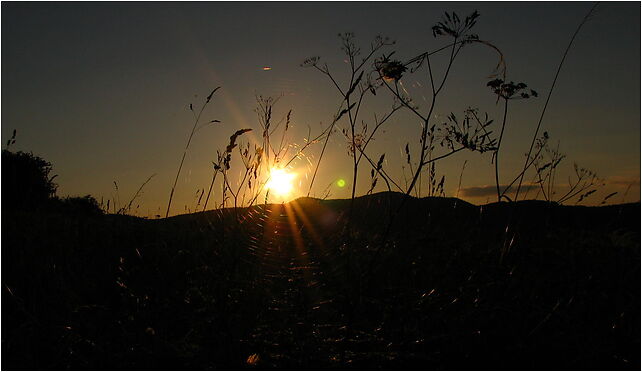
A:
[[3, 192, 640, 369]]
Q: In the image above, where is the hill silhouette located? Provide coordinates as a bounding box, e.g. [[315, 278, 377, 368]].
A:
[[3, 187, 639, 369]]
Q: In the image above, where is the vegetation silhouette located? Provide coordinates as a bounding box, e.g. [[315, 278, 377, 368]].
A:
[[2, 5, 640, 371], [2, 149, 640, 369], [3, 150, 58, 210]]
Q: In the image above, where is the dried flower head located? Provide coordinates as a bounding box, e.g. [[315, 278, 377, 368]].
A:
[[376, 54, 407, 81], [487, 79, 538, 100]]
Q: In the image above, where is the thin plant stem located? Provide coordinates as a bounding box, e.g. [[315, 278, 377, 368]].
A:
[[494, 99, 509, 202], [166, 89, 219, 217], [514, 3, 598, 200]]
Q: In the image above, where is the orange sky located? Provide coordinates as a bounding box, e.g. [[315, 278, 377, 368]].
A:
[[3, 2, 639, 216]]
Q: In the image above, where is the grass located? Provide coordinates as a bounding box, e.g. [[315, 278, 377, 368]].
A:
[[3, 4, 638, 370], [165, 87, 220, 218], [2, 190, 640, 369]]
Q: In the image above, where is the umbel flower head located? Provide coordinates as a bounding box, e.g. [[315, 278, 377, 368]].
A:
[[376, 54, 407, 81], [487, 78, 538, 100]]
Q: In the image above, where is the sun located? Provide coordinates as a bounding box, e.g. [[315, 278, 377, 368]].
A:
[[266, 167, 296, 197]]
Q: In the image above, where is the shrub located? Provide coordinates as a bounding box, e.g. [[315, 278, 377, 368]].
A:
[[2, 150, 57, 210], [58, 195, 103, 215]]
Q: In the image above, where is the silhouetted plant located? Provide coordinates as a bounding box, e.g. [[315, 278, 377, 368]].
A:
[[528, 134, 564, 201], [431, 10, 480, 39], [201, 95, 327, 211], [217, 128, 253, 209], [59, 195, 103, 215], [376, 57, 407, 81], [560, 164, 603, 204], [514, 3, 599, 200], [165, 88, 221, 217], [302, 32, 399, 206], [519, 132, 604, 205], [2, 149, 108, 216], [117, 174, 156, 215], [5, 129, 17, 149], [486, 78, 538, 202], [2, 149, 57, 210], [374, 10, 506, 201], [441, 109, 498, 154]]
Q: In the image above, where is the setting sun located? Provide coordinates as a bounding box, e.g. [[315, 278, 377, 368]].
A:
[[266, 167, 296, 197]]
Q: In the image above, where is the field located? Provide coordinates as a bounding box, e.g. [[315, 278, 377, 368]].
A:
[[3, 191, 639, 369], [2, 4, 640, 370]]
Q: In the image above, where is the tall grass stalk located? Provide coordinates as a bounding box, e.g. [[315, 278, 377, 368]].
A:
[[119, 173, 156, 215], [514, 3, 599, 200], [165, 88, 220, 217]]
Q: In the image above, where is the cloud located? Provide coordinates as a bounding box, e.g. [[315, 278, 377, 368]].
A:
[[460, 184, 539, 198]]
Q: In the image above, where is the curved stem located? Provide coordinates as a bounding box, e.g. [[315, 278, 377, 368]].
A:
[[307, 106, 343, 197], [514, 2, 598, 200], [166, 101, 210, 217]]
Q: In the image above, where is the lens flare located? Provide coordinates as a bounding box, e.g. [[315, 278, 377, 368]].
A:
[[266, 168, 296, 196], [337, 179, 346, 188]]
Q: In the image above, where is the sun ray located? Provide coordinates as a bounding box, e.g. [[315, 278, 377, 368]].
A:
[[284, 203, 306, 254], [289, 199, 325, 249]]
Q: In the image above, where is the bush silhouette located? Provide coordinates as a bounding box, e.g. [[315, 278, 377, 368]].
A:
[[2, 150, 102, 214], [2, 150, 57, 210], [59, 195, 103, 215]]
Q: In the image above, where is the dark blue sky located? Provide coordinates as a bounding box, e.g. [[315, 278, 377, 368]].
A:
[[3, 2, 639, 214]]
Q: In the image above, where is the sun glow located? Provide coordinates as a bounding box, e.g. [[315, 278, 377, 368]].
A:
[[266, 167, 296, 197]]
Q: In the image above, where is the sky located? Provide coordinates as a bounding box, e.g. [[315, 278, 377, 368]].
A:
[[2, 2, 640, 216]]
